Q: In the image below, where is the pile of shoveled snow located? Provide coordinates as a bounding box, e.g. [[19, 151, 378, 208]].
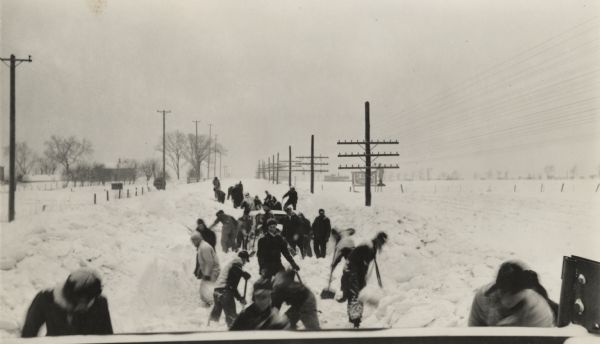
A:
[[1, 178, 598, 337]]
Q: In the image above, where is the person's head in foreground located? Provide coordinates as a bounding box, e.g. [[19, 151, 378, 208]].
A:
[[372, 231, 388, 251], [468, 260, 558, 327], [21, 268, 113, 337], [252, 278, 273, 311]]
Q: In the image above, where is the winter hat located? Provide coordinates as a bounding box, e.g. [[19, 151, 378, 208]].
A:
[[63, 268, 102, 304], [266, 219, 278, 226], [216, 210, 224, 216], [238, 250, 250, 263], [374, 231, 388, 245]]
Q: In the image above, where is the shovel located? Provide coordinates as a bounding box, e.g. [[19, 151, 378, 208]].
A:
[[320, 247, 338, 299]]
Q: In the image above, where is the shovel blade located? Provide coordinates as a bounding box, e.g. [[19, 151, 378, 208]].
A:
[[320, 289, 336, 299]]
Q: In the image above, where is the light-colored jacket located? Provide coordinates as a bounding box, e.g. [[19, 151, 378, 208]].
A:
[[468, 283, 554, 327], [197, 240, 220, 281]]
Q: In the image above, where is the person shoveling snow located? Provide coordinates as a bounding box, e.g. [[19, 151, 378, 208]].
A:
[[345, 231, 387, 328]]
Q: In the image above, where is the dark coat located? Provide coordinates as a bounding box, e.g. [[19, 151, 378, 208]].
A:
[[272, 201, 283, 211], [312, 215, 331, 240], [347, 242, 377, 283], [22, 289, 113, 337], [272, 281, 311, 310], [281, 214, 301, 244], [282, 190, 298, 203], [257, 234, 297, 273], [230, 304, 289, 330], [297, 217, 312, 237], [199, 228, 217, 249]]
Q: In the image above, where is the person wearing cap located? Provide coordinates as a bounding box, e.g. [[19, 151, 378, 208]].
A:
[[346, 231, 388, 328], [272, 269, 320, 330], [253, 195, 262, 210], [210, 251, 252, 328], [240, 192, 253, 213], [230, 183, 244, 209], [282, 186, 298, 210], [468, 260, 557, 327], [213, 177, 221, 199], [257, 218, 300, 279], [21, 268, 113, 337], [230, 278, 290, 330], [331, 228, 357, 303], [312, 209, 332, 258], [191, 232, 221, 307], [210, 210, 239, 253]]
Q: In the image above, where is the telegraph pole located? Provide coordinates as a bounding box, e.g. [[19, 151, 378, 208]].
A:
[[276, 153, 280, 184], [338, 101, 399, 206], [213, 135, 218, 178], [219, 152, 222, 178], [311, 135, 315, 193], [157, 110, 171, 190], [288, 146, 292, 186], [207, 124, 212, 179], [1, 54, 32, 221], [193, 120, 201, 181]]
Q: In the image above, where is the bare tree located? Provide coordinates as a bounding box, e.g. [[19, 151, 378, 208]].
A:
[[3, 142, 38, 180], [44, 136, 93, 181], [156, 131, 186, 180], [37, 156, 58, 175], [183, 133, 211, 179], [569, 164, 577, 179], [140, 158, 160, 184]]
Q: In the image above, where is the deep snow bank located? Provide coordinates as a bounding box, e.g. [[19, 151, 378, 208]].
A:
[[1, 179, 598, 337]]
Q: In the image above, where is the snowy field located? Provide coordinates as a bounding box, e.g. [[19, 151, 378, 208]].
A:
[[0, 178, 598, 337]]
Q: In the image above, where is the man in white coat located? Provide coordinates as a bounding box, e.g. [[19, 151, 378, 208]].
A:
[[191, 232, 221, 307]]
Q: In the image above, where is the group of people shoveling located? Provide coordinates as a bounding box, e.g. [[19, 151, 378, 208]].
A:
[[189, 181, 391, 329], [17, 180, 560, 337]]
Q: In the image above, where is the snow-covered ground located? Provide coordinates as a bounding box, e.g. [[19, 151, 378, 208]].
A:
[[0, 178, 598, 337]]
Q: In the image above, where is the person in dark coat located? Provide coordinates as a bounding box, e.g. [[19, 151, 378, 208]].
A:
[[196, 218, 217, 249], [210, 210, 239, 253], [237, 209, 253, 251], [216, 188, 226, 203], [272, 269, 320, 330], [330, 228, 357, 302], [257, 219, 300, 279], [213, 177, 221, 199], [230, 182, 244, 208], [346, 232, 388, 328], [21, 268, 113, 337], [281, 207, 301, 255], [253, 195, 262, 210], [312, 209, 332, 258], [297, 212, 313, 258], [263, 191, 273, 206], [271, 197, 283, 211], [229, 278, 290, 331], [210, 251, 252, 328], [282, 186, 298, 210]]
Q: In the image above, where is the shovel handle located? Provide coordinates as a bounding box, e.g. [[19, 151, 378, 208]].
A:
[[243, 278, 248, 299], [295, 271, 303, 284]]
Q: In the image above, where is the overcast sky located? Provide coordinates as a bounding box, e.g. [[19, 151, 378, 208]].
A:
[[1, 0, 598, 179]]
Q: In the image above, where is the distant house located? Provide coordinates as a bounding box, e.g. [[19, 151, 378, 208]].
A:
[[98, 164, 137, 183]]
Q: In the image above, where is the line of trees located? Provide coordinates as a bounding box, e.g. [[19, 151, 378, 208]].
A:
[[3, 131, 227, 185]]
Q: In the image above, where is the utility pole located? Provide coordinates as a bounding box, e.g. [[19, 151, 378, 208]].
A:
[[337, 101, 399, 206], [268, 156, 271, 181], [219, 152, 222, 178], [272, 154, 275, 184], [193, 120, 201, 182], [157, 109, 171, 190], [207, 124, 212, 179], [311, 135, 314, 193], [296, 136, 329, 194], [288, 146, 292, 186], [276, 153, 280, 184], [1, 54, 32, 222], [213, 135, 218, 178]]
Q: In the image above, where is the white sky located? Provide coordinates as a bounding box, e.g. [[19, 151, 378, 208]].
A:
[[1, 0, 599, 178]]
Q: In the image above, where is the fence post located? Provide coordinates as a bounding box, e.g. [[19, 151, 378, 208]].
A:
[[142, 188, 144, 195], [514, 184, 516, 192], [135, 187, 138, 196], [127, 189, 130, 198], [94, 193, 96, 205], [561, 183, 565, 192], [119, 189, 121, 199], [400, 184, 404, 193], [595, 183, 599, 193]]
